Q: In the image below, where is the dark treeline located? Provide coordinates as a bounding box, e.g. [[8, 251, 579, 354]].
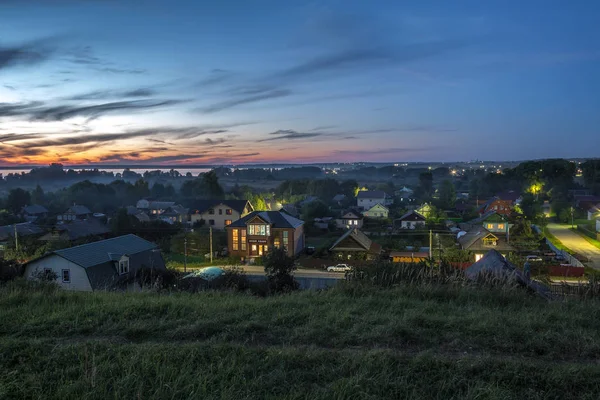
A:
[[213, 166, 323, 180]]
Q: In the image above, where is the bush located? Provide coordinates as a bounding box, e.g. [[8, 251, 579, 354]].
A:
[[0, 259, 24, 283], [263, 247, 298, 293]]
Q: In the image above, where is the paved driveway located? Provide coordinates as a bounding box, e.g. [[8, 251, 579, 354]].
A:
[[546, 223, 600, 269]]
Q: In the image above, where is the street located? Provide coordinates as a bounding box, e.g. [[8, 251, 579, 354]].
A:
[[239, 265, 345, 279], [546, 223, 600, 269]]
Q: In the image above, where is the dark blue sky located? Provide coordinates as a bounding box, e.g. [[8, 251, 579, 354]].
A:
[[1, 0, 599, 164]]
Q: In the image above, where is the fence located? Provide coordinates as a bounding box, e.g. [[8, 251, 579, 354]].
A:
[[533, 225, 586, 269], [577, 225, 600, 241]]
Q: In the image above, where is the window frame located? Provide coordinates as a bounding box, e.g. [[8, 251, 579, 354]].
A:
[[119, 259, 130, 275], [232, 229, 239, 251], [226, 209, 233, 215], [62, 269, 71, 283]]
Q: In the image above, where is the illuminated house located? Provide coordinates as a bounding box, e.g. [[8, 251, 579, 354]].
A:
[[329, 228, 381, 260], [189, 200, 253, 229], [458, 227, 514, 262], [336, 209, 364, 229], [226, 211, 305, 258]]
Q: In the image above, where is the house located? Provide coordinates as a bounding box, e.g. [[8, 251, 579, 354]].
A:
[[159, 205, 189, 224], [476, 197, 513, 216], [496, 190, 522, 205], [126, 206, 151, 223], [190, 200, 253, 229], [0, 222, 44, 253], [586, 204, 600, 221], [329, 228, 381, 260], [356, 190, 391, 210], [395, 187, 415, 203], [389, 251, 428, 263], [136, 199, 176, 216], [314, 217, 334, 230], [458, 227, 514, 262], [542, 200, 552, 217], [416, 203, 433, 218], [24, 234, 165, 292], [58, 204, 92, 221], [363, 203, 389, 219], [574, 195, 600, 211], [461, 211, 512, 235], [39, 219, 110, 242], [336, 209, 364, 229], [21, 205, 49, 221], [395, 210, 426, 229], [226, 211, 305, 258]]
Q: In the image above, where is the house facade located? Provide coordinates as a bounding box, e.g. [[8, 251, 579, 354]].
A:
[[363, 203, 389, 219], [21, 205, 49, 222], [25, 234, 165, 291], [356, 190, 391, 210], [190, 200, 253, 229], [462, 211, 512, 235], [329, 228, 381, 260], [336, 210, 364, 229], [226, 211, 304, 258], [58, 205, 92, 221], [396, 210, 426, 229], [458, 227, 514, 261], [477, 197, 513, 216]]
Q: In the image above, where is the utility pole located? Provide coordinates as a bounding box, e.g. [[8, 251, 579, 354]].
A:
[[209, 227, 213, 263], [184, 237, 187, 273], [570, 207, 574, 229], [429, 229, 433, 260], [14, 224, 18, 252]]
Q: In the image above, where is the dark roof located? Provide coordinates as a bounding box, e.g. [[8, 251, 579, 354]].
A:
[[53, 234, 158, 269], [227, 211, 304, 229], [458, 227, 513, 251], [356, 190, 386, 199], [66, 205, 92, 215], [397, 210, 426, 221], [329, 228, 381, 254], [280, 204, 299, 217], [467, 210, 506, 225], [147, 201, 176, 210], [22, 205, 48, 215], [191, 199, 252, 214], [55, 219, 110, 240], [0, 223, 44, 241], [341, 209, 363, 219], [495, 191, 521, 201]]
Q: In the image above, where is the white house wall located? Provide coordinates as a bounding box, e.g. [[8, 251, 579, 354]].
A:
[[190, 207, 242, 229], [25, 255, 93, 292]]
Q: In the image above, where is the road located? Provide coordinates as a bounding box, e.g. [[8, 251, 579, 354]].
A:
[[240, 265, 345, 279], [546, 223, 600, 269]]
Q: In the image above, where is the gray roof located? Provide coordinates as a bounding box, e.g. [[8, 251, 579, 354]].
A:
[[190, 200, 252, 214], [397, 210, 426, 221], [356, 190, 386, 199], [146, 201, 175, 210], [458, 227, 513, 251], [53, 234, 158, 269], [465, 249, 522, 281], [58, 219, 110, 240], [329, 228, 381, 254], [22, 205, 48, 215], [66, 205, 92, 215], [227, 211, 304, 229], [0, 222, 44, 241]]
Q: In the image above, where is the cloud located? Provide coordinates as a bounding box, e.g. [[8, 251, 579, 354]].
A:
[[3, 84, 16, 90], [67, 45, 146, 74], [258, 129, 323, 142], [199, 89, 292, 113], [14, 131, 163, 149], [198, 69, 235, 87], [333, 147, 438, 155], [203, 138, 227, 145], [0, 40, 54, 71], [0, 133, 44, 142], [63, 88, 157, 101], [0, 99, 185, 121]]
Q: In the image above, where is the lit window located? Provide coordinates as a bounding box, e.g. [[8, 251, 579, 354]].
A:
[[497, 224, 505, 230], [119, 259, 129, 275], [62, 269, 70, 283], [274, 237, 280, 248], [241, 230, 246, 250], [225, 220, 232, 226], [486, 223, 494, 229], [232, 229, 239, 251], [226, 209, 233, 215], [283, 231, 289, 249]]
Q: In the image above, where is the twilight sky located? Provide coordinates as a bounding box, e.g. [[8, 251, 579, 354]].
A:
[[0, 0, 599, 165]]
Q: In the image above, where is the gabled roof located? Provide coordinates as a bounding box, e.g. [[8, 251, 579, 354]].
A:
[[341, 209, 362, 219], [22, 205, 48, 215], [467, 210, 506, 225], [495, 191, 521, 202], [191, 199, 252, 215], [458, 227, 513, 251], [332, 194, 346, 202], [280, 204, 299, 217], [465, 249, 521, 280], [397, 210, 426, 221], [365, 203, 389, 212], [356, 190, 386, 199], [329, 228, 381, 254], [66, 205, 92, 215], [53, 234, 158, 269], [146, 201, 175, 210], [227, 211, 304, 229], [0, 223, 43, 241], [52, 219, 110, 240]]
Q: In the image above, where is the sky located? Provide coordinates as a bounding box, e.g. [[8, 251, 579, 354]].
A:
[[0, 0, 599, 165]]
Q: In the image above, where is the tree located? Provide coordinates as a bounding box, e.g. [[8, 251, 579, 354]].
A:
[[438, 179, 456, 210], [519, 193, 542, 222], [111, 208, 137, 235], [416, 172, 433, 200], [31, 185, 45, 205], [202, 170, 224, 198], [6, 188, 31, 214], [151, 183, 166, 198], [301, 200, 329, 221], [263, 247, 298, 292]]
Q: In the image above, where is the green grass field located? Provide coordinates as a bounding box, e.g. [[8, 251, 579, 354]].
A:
[[2, 282, 600, 399]]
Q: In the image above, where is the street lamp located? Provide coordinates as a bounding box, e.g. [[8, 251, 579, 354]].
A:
[[570, 207, 575, 229]]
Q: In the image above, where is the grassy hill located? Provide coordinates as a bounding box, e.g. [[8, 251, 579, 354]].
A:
[[2, 282, 600, 399]]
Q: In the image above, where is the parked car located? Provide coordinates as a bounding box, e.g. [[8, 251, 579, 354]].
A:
[[327, 264, 352, 272], [526, 255, 543, 262]]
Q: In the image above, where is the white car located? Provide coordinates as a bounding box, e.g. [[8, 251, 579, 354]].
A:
[[327, 264, 352, 272]]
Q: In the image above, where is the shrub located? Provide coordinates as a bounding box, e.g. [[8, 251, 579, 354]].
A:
[[263, 247, 298, 293], [0, 259, 24, 283]]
